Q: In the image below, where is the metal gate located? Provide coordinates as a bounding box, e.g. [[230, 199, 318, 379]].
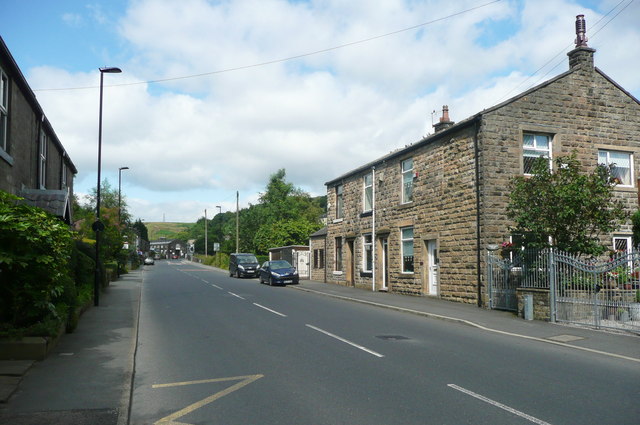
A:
[[486, 251, 520, 311], [553, 250, 640, 332], [487, 248, 640, 333]]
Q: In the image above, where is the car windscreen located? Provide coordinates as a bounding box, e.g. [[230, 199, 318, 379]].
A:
[[237, 255, 258, 264], [270, 260, 292, 269]]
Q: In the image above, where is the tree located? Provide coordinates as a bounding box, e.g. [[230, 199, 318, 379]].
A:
[[132, 219, 149, 242], [506, 153, 628, 256]]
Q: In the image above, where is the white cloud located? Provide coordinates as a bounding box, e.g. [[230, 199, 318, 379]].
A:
[[23, 0, 640, 223]]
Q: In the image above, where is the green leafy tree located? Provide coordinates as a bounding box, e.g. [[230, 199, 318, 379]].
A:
[[507, 153, 628, 256], [132, 219, 149, 242], [0, 191, 74, 329]]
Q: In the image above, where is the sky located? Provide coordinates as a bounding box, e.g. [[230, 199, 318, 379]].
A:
[[1, 0, 639, 223]]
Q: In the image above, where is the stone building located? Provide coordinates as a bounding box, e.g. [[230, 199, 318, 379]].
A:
[[0, 36, 77, 222], [317, 16, 640, 306]]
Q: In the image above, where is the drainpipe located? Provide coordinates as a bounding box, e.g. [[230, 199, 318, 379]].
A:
[[372, 166, 376, 291], [474, 117, 483, 307]]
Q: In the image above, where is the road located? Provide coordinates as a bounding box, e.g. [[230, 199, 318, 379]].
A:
[[130, 260, 639, 425]]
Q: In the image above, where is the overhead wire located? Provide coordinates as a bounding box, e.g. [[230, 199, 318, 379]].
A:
[[493, 0, 635, 104], [33, 0, 502, 92]]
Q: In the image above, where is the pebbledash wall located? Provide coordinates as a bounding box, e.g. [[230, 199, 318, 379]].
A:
[[319, 19, 640, 306]]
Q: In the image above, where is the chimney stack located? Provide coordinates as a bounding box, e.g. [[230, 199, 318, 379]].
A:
[[568, 14, 595, 70], [433, 105, 454, 133]]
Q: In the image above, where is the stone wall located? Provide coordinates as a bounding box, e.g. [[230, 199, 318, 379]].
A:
[[516, 288, 551, 321]]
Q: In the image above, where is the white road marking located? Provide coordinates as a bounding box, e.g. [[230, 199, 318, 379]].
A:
[[228, 292, 245, 300], [253, 303, 287, 317], [306, 324, 384, 358], [448, 384, 553, 425], [211, 284, 223, 290]]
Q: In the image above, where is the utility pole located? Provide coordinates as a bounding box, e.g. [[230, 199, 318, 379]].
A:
[[204, 209, 208, 257], [236, 191, 239, 253]]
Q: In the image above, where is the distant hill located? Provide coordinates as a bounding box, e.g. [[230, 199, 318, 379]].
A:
[[146, 222, 193, 241]]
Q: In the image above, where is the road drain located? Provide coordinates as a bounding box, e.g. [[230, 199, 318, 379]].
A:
[[376, 335, 410, 341]]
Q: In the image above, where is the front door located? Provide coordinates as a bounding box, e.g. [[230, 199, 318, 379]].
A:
[[346, 239, 355, 286], [425, 240, 439, 296], [381, 238, 388, 291]]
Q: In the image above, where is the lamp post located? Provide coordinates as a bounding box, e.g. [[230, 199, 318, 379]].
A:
[[94, 66, 122, 307], [118, 166, 129, 224], [216, 206, 222, 253]]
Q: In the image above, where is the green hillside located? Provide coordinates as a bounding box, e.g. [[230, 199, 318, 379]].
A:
[[146, 222, 193, 241]]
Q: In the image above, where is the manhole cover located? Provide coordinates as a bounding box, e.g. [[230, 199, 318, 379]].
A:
[[376, 335, 410, 341], [547, 334, 585, 343]]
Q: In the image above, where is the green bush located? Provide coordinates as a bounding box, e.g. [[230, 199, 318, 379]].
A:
[[0, 191, 74, 331], [0, 191, 100, 338]]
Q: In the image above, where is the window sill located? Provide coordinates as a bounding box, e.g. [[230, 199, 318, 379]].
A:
[[360, 271, 372, 277], [397, 272, 415, 279], [0, 148, 14, 166], [332, 271, 343, 276], [332, 218, 344, 224], [360, 211, 372, 218], [397, 202, 414, 210], [614, 185, 636, 192]]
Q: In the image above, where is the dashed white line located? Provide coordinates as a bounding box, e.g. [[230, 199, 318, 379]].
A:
[[211, 284, 223, 290], [306, 324, 384, 358], [228, 292, 245, 300], [448, 384, 552, 425], [253, 303, 287, 317]]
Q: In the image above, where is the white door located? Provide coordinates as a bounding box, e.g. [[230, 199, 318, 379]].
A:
[[427, 240, 439, 296], [297, 251, 310, 278]]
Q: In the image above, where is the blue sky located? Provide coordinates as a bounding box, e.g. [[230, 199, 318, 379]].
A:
[[2, 0, 639, 222]]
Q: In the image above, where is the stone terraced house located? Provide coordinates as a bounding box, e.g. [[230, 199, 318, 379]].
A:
[[311, 16, 640, 306], [0, 36, 77, 223]]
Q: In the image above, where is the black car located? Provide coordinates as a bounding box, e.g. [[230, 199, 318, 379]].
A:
[[229, 253, 260, 278], [258, 260, 299, 286]]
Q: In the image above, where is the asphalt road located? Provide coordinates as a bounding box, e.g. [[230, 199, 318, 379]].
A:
[[129, 260, 639, 425]]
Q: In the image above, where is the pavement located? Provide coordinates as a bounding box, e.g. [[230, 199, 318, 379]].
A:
[[1, 263, 639, 425]]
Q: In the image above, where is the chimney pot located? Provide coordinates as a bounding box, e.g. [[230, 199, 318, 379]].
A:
[[433, 105, 454, 133], [575, 14, 588, 47]]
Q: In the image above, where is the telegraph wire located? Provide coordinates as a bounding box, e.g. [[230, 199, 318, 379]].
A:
[[493, 0, 635, 104], [33, 0, 502, 92]]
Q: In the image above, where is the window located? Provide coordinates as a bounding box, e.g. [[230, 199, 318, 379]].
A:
[[313, 249, 325, 269], [334, 237, 343, 271], [613, 235, 632, 255], [39, 130, 47, 189], [599, 150, 633, 187], [0, 69, 8, 153], [401, 158, 413, 203], [401, 227, 414, 273], [336, 184, 344, 219], [61, 162, 67, 188], [363, 234, 373, 272], [363, 173, 373, 212], [523, 133, 552, 174]]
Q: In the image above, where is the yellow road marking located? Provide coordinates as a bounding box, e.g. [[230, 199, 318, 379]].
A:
[[153, 374, 263, 424]]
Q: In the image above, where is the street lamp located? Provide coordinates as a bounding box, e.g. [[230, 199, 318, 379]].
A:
[[216, 206, 222, 253], [94, 66, 122, 307], [118, 166, 129, 224]]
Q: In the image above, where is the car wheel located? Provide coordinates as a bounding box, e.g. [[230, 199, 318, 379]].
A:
[[268, 276, 273, 286], [236, 270, 241, 278]]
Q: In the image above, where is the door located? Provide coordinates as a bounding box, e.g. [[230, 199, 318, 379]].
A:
[[381, 238, 389, 291], [426, 240, 439, 296], [296, 251, 310, 279], [346, 240, 355, 286]]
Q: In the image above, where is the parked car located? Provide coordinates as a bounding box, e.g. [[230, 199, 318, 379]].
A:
[[229, 253, 260, 278], [144, 257, 155, 265], [259, 260, 299, 286]]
